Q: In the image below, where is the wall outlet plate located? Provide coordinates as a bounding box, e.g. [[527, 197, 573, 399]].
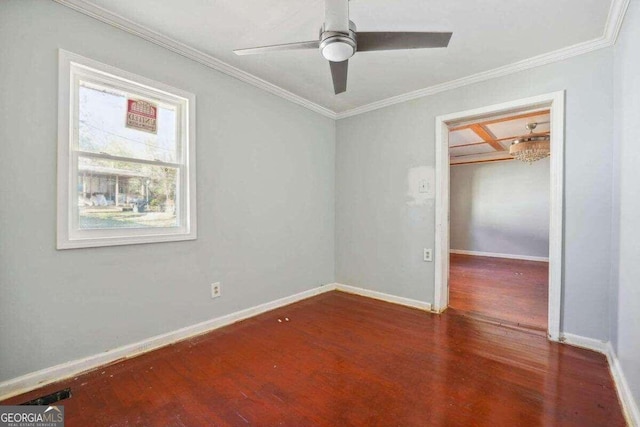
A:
[[211, 282, 221, 299], [424, 248, 433, 262]]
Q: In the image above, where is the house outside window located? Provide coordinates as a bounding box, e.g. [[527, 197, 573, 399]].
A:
[[57, 51, 196, 249]]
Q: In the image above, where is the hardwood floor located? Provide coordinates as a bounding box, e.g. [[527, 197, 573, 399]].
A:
[[2, 291, 624, 426], [449, 254, 549, 332]]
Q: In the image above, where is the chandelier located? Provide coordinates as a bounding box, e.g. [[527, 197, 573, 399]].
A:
[[509, 122, 550, 164]]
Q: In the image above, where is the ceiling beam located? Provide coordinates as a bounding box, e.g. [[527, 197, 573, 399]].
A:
[[451, 131, 550, 149], [451, 157, 514, 166], [469, 124, 504, 152], [449, 110, 551, 132], [450, 151, 514, 165]]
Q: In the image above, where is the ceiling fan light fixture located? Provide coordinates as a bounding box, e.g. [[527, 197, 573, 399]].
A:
[[509, 122, 551, 164], [233, 0, 453, 94], [509, 138, 550, 163], [320, 36, 356, 62]]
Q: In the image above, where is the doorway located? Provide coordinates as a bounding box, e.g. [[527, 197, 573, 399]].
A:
[[434, 92, 565, 341]]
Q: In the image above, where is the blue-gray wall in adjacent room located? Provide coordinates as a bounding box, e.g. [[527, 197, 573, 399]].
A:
[[450, 159, 550, 258]]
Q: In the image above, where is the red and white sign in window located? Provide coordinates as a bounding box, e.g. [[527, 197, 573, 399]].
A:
[[126, 99, 157, 134]]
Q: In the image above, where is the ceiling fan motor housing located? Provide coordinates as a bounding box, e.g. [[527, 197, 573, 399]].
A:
[[233, 7, 453, 95], [319, 21, 357, 62]]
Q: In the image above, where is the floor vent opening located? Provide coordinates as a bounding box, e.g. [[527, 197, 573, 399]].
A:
[[21, 388, 72, 406]]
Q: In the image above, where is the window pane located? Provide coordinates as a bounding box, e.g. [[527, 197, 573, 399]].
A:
[[77, 157, 178, 230], [78, 81, 178, 163]]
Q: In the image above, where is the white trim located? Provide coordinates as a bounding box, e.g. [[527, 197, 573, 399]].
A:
[[0, 282, 434, 400], [434, 118, 450, 313], [0, 283, 338, 401], [52, 0, 629, 121], [335, 283, 432, 311], [335, 40, 600, 119], [547, 92, 565, 343], [3, 284, 636, 425], [450, 249, 549, 263], [606, 343, 640, 427], [561, 335, 639, 426], [560, 332, 609, 353], [335, 0, 629, 119], [52, 0, 336, 119], [605, 0, 632, 45], [434, 91, 565, 341], [57, 50, 197, 249]]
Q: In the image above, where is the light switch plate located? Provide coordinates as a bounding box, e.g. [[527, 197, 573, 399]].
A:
[[419, 179, 429, 193]]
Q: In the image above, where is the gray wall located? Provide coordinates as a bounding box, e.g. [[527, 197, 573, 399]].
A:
[[612, 0, 640, 412], [336, 48, 614, 341], [0, 1, 335, 382], [450, 159, 550, 258]]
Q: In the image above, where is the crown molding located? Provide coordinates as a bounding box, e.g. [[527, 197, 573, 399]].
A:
[[54, 0, 628, 121], [335, 0, 630, 119], [334, 37, 608, 119], [604, 0, 631, 44], [52, 0, 338, 119]]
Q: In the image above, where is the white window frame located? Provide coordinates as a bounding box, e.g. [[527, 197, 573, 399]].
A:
[[57, 50, 197, 249]]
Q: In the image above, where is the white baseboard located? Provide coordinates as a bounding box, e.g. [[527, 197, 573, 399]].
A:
[[561, 334, 639, 426], [560, 332, 609, 353], [6, 285, 636, 426], [0, 283, 337, 401], [335, 283, 432, 311], [605, 343, 640, 427], [0, 282, 431, 400], [450, 249, 549, 262]]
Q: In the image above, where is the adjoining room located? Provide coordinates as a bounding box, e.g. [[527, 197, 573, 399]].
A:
[[448, 110, 551, 333]]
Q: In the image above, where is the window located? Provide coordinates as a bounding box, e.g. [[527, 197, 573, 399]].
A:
[[57, 50, 196, 249]]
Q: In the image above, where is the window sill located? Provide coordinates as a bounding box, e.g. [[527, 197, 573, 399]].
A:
[[57, 231, 197, 250]]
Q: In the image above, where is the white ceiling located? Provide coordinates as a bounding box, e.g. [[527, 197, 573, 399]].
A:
[[79, 0, 612, 114], [449, 129, 482, 147]]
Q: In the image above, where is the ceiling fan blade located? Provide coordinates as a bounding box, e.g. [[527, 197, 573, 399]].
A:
[[325, 0, 349, 33], [356, 32, 452, 52], [234, 40, 319, 56], [329, 60, 348, 94]]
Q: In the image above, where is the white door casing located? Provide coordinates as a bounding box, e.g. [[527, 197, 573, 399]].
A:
[[434, 91, 565, 341]]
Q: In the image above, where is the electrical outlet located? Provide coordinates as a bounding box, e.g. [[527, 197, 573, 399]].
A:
[[424, 248, 433, 262], [211, 282, 221, 299]]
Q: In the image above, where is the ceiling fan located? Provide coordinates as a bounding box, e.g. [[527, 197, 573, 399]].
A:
[[233, 0, 452, 95]]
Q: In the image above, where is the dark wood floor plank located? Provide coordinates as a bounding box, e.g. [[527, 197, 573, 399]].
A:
[[449, 253, 549, 331], [1, 291, 624, 426]]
